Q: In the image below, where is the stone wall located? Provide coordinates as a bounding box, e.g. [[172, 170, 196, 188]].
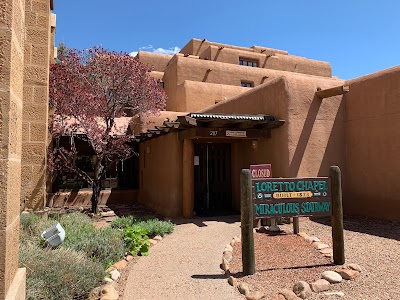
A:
[[21, 0, 53, 210]]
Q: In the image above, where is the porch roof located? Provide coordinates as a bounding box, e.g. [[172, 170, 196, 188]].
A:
[[134, 112, 284, 142]]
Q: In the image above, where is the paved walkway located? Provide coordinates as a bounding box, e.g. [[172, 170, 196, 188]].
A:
[[122, 216, 243, 300]]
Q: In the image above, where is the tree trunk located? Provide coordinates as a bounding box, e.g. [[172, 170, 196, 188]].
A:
[[91, 180, 102, 214]]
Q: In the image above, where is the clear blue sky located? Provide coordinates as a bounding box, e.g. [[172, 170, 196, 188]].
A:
[[54, 0, 399, 80]]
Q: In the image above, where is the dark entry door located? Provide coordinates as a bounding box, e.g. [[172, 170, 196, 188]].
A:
[[194, 143, 231, 216]]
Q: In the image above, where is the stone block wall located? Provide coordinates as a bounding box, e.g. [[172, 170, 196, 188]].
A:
[[0, 0, 26, 297], [21, 0, 53, 209]]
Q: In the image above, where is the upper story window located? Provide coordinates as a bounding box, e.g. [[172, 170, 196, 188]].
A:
[[241, 81, 253, 88], [239, 58, 258, 67]]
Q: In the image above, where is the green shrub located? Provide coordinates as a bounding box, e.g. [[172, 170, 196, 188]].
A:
[[121, 225, 150, 256], [136, 218, 175, 238], [61, 219, 125, 268], [20, 242, 104, 300], [110, 215, 137, 229]]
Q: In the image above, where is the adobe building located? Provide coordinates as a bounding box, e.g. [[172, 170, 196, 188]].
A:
[[134, 38, 400, 222], [0, 0, 55, 298]]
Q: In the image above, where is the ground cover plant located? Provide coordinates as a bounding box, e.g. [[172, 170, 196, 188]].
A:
[[19, 212, 175, 299]]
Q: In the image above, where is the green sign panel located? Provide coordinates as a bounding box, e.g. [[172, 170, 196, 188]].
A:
[[252, 177, 331, 218]]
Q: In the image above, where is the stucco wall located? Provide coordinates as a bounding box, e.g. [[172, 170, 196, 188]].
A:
[[138, 133, 183, 217], [344, 66, 400, 221], [203, 75, 345, 208], [136, 51, 172, 72], [170, 80, 248, 112], [198, 45, 331, 77]]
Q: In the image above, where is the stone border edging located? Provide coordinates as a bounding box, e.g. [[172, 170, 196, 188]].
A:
[[220, 228, 362, 300]]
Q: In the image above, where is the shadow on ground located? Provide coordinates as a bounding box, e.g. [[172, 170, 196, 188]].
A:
[[310, 214, 400, 241]]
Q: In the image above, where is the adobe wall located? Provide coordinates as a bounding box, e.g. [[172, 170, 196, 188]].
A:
[[170, 80, 247, 112], [198, 45, 331, 77], [136, 51, 172, 72], [138, 133, 183, 217], [164, 56, 334, 97], [203, 75, 345, 208], [0, 0, 26, 297], [21, 0, 54, 210], [344, 66, 400, 221]]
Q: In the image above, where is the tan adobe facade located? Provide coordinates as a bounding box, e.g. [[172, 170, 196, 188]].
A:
[[135, 38, 400, 222], [0, 0, 55, 298]]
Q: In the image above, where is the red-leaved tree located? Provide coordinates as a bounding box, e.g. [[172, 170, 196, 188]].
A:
[[49, 47, 166, 213]]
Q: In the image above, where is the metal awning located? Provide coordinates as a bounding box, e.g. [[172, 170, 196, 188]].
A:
[[134, 113, 285, 142]]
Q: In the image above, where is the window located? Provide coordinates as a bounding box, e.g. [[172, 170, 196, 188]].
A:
[[239, 58, 258, 67], [241, 81, 253, 88]]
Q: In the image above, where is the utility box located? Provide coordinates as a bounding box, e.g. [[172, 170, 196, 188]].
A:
[[41, 222, 65, 247]]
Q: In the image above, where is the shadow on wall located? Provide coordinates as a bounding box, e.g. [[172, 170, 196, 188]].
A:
[[288, 95, 323, 176], [309, 215, 400, 241]]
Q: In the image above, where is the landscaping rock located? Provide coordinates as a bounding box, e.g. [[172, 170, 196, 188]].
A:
[[279, 289, 301, 300], [334, 268, 360, 280], [238, 282, 250, 296], [314, 243, 329, 250], [321, 270, 342, 283], [257, 226, 268, 233], [225, 244, 233, 252], [223, 251, 233, 263], [323, 291, 344, 297], [113, 259, 127, 270], [310, 279, 330, 292], [220, 258, 229, 272], [103, 277, 114, 284], [246, 290, 265, 300], [319, 248, 333, 255], [297, 232, 308, 238], [105, 266, 116, 273], [305, 236, 320, 243], [230, 239, 236, 246], [153, 235, 163, 241], [234, 236, 241, 243], [346, 263, 362, 272], [149, 239, 158, 246], [292, 281, 312, 299], [101, 210, 116, 217], [125, 255, 134, 262], [100, 284, 119, 300], [228, 276, 238, 287], [270, 295, 285, 300], [110, 269, 121, 281]]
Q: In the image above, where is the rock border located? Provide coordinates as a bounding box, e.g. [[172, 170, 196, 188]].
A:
[[220, 228, 362, 300], [90, 235, 165, 300]]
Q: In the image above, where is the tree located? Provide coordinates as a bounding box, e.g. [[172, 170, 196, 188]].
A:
[[49, 47, 166, 213]]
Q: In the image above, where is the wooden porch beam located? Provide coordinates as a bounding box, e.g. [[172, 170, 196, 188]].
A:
[[316, 85, 349, 99]]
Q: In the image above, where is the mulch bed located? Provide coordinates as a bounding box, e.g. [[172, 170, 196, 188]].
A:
[[229, 230, 336, 298]]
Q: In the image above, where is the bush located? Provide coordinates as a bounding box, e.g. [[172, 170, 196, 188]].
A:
[[57, 214, 126, 268], [111, 216, 175, 238], [135, 219, 175, 238], [20, 242, 104, 300], [121, 225, 150, 256], [110, 215, 137, 229]]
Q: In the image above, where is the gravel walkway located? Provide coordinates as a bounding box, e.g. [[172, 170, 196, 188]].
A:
[[122, 216, 243, 300]]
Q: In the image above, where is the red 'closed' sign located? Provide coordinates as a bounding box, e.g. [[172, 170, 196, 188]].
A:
[[250, 164, 272, 179]]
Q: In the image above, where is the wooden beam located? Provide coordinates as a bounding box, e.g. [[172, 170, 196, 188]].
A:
[[182, 139, 194, 218], [316, 85, 349, 99]]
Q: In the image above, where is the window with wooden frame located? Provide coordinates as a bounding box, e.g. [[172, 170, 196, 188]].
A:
[[239, 57, 258, 67]]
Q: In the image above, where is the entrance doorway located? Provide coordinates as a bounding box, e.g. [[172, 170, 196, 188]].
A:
[[194, 143, 232, 216]]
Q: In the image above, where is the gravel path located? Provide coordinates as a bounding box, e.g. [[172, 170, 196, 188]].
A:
[[122, 216, 243, 300], [288, 216, 400, 300]]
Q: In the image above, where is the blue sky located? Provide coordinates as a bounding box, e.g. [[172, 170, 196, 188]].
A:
[[54, 1, 399, 80]]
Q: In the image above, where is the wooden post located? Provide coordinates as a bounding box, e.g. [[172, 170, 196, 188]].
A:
[[293, 217, 299, 234], [182, 139, 194, 218], [330, 166, 345, 265], [240, 169, 255, 275]]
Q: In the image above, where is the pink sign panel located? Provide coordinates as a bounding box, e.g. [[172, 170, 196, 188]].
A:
[[250, 164, 272, 179]]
